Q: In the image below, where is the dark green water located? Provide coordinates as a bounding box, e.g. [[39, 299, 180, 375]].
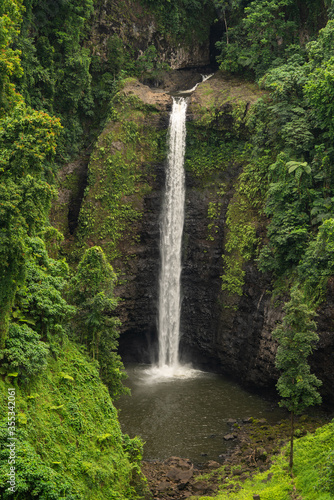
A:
[[116, 364, 282, 463]]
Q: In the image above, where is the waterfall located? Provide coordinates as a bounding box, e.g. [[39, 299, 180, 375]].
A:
[[144, 74, 215, 381], [158, 97, 187, 370]]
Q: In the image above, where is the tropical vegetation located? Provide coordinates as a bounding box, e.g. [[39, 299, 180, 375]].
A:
[[1, 0, 334, 498]]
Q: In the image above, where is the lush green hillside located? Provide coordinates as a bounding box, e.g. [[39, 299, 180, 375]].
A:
[[213, 0, 334, 305], [0, 339, 146, 499]]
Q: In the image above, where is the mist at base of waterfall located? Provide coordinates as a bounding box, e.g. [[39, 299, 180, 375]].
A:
[[140, 363, 203, 383]]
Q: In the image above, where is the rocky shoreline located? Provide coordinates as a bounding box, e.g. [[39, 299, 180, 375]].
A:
[[141, 415, 327, 499]]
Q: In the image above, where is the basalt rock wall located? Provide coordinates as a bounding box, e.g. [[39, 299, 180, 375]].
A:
[[178, 73, 281, 390], [115, 73, 286, 393], [180, 181, 334, 403]]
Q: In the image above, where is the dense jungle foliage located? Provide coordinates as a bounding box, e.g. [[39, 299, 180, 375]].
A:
[[212, 1, 334, 489], [215, 0, 334, 305], [1, 0, 334, 498], [0, 0, 151, 497]]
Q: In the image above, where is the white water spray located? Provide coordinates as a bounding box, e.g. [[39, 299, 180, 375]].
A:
[[158, 96, 187, 372]]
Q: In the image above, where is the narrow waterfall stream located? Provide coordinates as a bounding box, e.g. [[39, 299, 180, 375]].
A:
[[158, 97, 187, 372]]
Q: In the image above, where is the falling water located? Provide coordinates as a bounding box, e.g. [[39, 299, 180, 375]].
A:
[[158, 97, 187, 372], [146, 74, 214, 380]]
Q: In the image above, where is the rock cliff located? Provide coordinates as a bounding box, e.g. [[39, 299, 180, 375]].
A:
[[88, 0, 213, 70], [57, 67, 334, 404]]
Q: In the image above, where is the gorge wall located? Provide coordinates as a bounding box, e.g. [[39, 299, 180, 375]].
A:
[[52, 0, 334, 406], [56, 70, 334, 405]]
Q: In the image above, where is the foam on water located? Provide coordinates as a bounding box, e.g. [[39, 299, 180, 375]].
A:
[[141, 363, 203, 384]]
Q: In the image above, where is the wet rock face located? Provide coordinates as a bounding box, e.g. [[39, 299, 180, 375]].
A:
[[180, 226, 334, 401], [117, 159, 164, 364], [178, 174, 280, 389], [211, 266, 280, 389], [88, 0, 211, 70], [179, 171, 230, 370]]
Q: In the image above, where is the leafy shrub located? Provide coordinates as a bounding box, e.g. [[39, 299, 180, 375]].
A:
[[0, 427, 80, 499], [13, 237, 75, 340], [2, 324, 49, 380], [217, 0, 298, 79], [69, 247, 127, 399], [298, 218, 334, 300]]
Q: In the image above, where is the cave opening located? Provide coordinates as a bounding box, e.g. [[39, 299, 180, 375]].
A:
[[209, 20, 224, 69]]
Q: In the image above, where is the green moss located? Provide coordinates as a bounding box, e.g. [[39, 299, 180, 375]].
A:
[[75, 88, 166, 263], [221, 153, 271, 298], [207, 199, 223, 242], [185, 123, 242, 180], [221, 190, 259, 297], [0, 338, 146, 499], [185, 95, 266, 298]]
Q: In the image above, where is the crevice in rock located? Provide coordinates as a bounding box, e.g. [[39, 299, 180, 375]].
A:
[[68, 156, 89, 235], [209, 20, 224, 68]]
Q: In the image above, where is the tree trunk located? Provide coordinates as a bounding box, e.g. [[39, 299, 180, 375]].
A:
[[289, 411, 294, 470], [223, 10, 229, 45]]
